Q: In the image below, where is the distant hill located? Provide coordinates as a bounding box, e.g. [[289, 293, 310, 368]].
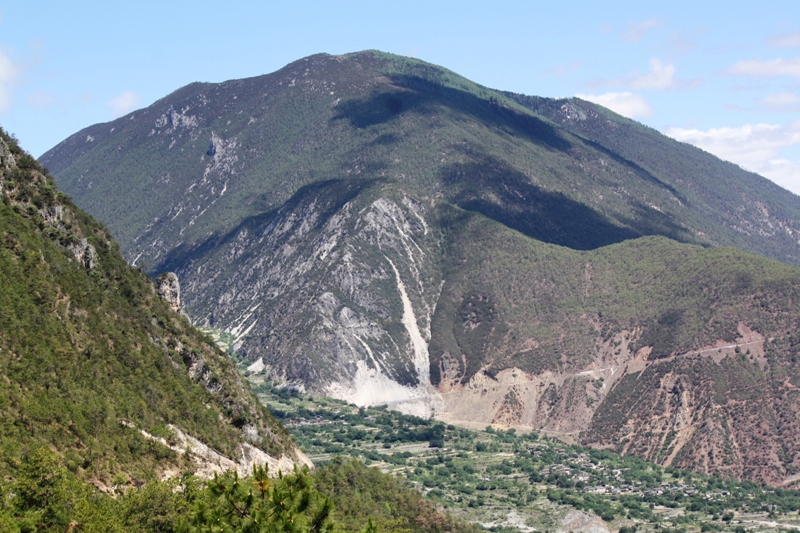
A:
[[0, 128, 307, 485], [39, 51, 800, 485]]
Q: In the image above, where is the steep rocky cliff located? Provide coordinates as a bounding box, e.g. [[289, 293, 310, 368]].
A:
[[195, 181, 444, 416]]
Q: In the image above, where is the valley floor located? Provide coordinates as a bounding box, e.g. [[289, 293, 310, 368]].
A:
[[251, 378, 800, 533]]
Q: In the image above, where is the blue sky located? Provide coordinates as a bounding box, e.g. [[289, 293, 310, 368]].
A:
[[2, 1, 800, 192]]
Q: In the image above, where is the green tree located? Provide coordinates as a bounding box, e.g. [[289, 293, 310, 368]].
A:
[[188, 465, 334, 533], [12, 447, 78, 531]]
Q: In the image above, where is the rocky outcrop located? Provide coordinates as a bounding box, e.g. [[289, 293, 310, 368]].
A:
[[179, 347, 222, 394], [1, 133, 98, 272], [0, 137, 16, 173], [68, 238, 98, 270], [157, 272, 182, 311], [123, 421, 312, 479]]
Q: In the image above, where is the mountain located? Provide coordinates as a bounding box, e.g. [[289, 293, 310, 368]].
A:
[[40, 51, 800, 485], [0, 128, 308, 485], [41, 51, 800, 269]]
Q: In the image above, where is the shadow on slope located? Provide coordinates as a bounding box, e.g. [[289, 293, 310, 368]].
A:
[[332, 74, 571, 153], [437, 151, 698, 250], [334, 75, 696, 250]]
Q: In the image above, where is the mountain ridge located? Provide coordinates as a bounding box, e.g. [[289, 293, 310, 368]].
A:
[[42, 51, 800, 268], [504, 92, 800, 264], [0, 127, 308, 485]]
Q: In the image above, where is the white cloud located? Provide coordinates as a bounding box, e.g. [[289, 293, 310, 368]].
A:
[[575, 92, 653, 119], [622, 18, 661, 43], [724, 58, 800, 79], [106, 91, 141, 117], [769, 32, 800, 49], [584, 58, 697, 92], [632, 58, 676, 89], [758, 92, 800, 112], [0, 50, 18, 114], [758, 159, 800, 192], [666, 121, 800, 193]]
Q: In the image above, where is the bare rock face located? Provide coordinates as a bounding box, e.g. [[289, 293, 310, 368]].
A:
[[122, 421, 312, 479], [157, 272, 182, 312], [176, 181, 445, 418], [559, 509, 610, 533], [560, 102, 587, 121], [68, 238, 98, 270], [0, 138, 16, 173]]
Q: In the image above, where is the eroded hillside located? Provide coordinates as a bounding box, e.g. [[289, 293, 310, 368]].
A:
[[155, 170, 800, 485]]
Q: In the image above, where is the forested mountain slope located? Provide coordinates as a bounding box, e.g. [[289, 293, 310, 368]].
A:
[[0, 128, 306, 486]]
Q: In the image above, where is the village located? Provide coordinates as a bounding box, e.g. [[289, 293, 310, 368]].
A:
[[258, 384, 800, 533]]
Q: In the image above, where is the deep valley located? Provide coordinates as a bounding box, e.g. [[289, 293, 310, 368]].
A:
[[4, 46, 800, 532]]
